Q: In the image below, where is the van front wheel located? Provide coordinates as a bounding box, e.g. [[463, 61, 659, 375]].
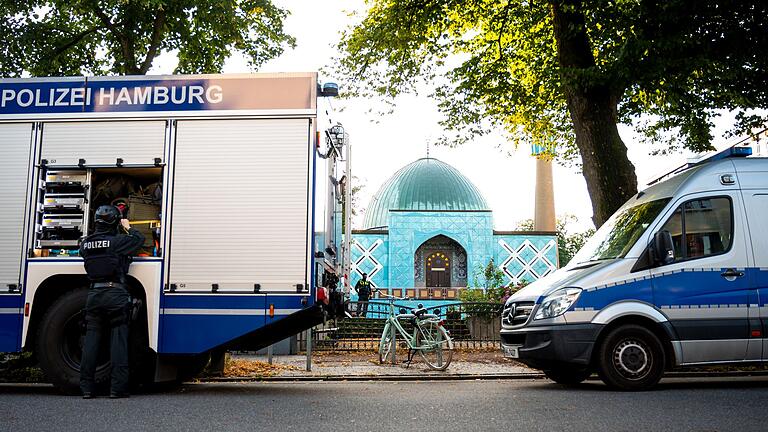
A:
[[596, 324, 665, 391]]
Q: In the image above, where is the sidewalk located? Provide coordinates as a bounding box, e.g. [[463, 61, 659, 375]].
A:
[[211, 350, 543, 382], [209, 350, 768, 382]]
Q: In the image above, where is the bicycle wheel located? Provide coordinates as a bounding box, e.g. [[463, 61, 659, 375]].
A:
[[378, 322, 396, 364], [416, 319, 453, 371]]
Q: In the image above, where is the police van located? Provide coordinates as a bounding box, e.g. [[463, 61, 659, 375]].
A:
[[0, 73, 343, 393], [501, 145, 768, 390]]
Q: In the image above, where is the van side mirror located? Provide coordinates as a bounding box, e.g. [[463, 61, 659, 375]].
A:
[[653, 230, 675, 265]]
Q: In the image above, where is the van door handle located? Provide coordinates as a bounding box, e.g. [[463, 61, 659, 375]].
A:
[[721, 268, 745, 278]]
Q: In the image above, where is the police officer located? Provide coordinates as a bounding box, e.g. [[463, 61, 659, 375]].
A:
[[79, 205, 144, 399], [355, 273, 372, 317]]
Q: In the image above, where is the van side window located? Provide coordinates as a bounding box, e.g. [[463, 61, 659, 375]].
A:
[[659, 197, 732, 261]]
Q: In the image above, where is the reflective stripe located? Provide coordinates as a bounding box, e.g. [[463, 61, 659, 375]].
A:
[[162, 308, 300, 316], [564, 310, 598, 322], [661, 306, 747, 320], [0, 308, 19, 314]]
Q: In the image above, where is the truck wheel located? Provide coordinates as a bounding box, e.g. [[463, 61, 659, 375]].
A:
[[36, 288, 109, 395], [596, 324, 665, 391], [543, 366, 592, 386]]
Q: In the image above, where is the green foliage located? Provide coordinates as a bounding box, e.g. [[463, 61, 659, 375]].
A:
[[518, 215, 595, 266], [459, 279, 528, 318], [462, 258, 529, 304], [0, 0, 295, 76], [341, 176, 365, 232], [470, 259, 505, 290], [333, 0, 768, 159]]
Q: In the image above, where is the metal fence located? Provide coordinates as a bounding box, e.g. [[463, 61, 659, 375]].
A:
[[298, 301, 504, 351]]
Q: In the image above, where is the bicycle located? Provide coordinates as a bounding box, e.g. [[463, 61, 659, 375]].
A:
[[376, 290, 454, 370]]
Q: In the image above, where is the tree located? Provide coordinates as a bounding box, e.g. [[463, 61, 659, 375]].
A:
[[332, 0, 768, 227], [518, 215, 595, 266], [470, 258, 506, 291], [0, 0, 295, 76], [341, 176, 366, 231]]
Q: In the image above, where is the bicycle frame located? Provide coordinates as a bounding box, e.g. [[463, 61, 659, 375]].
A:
[[380, 294, 443, 351]]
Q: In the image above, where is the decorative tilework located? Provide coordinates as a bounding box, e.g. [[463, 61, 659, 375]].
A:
[[495, 235, 558, 285], [352, 222, 558, 290], [388, 211, 494, 288], [350, 234, 389, 288]]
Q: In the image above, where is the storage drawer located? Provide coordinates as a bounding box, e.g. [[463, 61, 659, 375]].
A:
[[38, 239, 80, 248], [41, 214, 84, 229], [42, 195, 85, 210], [45, 171, 87, 186]]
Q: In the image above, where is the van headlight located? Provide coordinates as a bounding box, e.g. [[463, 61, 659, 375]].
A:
[[534, 288, 582, 320]]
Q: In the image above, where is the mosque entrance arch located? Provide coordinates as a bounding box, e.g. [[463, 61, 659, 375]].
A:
[[414, 235, 467, 290]]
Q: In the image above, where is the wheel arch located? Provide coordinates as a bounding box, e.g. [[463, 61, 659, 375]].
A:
[[591, 314, 678, 370], [25, 274, 148, 351]]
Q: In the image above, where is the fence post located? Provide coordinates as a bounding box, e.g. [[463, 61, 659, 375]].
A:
[[390, 321, 397, 364], [267, 345, 273, 364], [306, 328, 312, 372]]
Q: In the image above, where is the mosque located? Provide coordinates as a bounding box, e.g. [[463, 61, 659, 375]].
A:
[[349, 157, 558, 301]]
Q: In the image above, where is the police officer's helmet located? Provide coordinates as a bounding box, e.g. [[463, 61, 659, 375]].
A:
[[94, 205, 121, 227]]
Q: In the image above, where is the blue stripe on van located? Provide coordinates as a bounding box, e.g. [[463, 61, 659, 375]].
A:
[[573, 268, 760, 311]]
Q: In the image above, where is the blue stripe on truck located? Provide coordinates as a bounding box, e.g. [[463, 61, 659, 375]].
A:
[[158, 293, 311, 354]]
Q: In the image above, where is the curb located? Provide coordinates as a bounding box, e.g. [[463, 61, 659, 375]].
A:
[[198, 370, 768, 383], [198, 373, 545, 383]]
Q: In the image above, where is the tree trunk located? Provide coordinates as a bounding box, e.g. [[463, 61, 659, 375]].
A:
[[550, 0, 638, 227]]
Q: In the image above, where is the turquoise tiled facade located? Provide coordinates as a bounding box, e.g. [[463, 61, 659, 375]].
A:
[[351, 229, 557, 288], [350, 158, 558, 291], [494, 234, 558, 284]]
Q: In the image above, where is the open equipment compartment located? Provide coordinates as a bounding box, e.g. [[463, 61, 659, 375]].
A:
[[32, 166, 164, 258], [34, 169, 89, 256], [89, 167, 163, 257]]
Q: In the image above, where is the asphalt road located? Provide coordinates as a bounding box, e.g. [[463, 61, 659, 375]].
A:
[[2, 377, 768, 432]]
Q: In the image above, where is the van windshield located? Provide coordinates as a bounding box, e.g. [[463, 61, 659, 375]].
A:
[[572, 198, 671, 264]]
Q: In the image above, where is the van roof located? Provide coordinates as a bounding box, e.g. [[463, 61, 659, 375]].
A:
[[625, 156, 767, 210]]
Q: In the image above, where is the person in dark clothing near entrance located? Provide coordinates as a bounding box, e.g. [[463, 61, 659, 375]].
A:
[[79, 205, 144, 399], [355, 273, 372, 317]]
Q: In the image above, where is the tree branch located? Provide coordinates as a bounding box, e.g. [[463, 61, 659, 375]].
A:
[[496, 1, 515, 60], [89, 1, 121, 38], [49, 25, 102, 59], [139, 8, 166, 74], [89, 0, 136, 73]]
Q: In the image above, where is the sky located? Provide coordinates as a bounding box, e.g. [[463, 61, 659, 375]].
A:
[[153, 0, 745, 233]]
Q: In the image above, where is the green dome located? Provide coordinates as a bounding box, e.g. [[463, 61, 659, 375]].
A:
[[363, 158, 490, 229]]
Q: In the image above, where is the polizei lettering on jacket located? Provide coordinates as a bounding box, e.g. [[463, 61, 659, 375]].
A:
[[81, 240, 111, 250], [0, 85, 224, 108]]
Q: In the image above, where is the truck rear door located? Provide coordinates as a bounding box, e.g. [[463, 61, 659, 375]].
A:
[[0, 123, 34, 351], [160, 118, 312, 353]]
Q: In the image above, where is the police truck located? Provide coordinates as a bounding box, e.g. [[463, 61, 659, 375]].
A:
[[0, 73, 342, 393]]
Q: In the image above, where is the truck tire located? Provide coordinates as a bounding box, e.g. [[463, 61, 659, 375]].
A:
[[596, 324, 665, 391], [36, 288, 108, 395], [543, 366, 592, 386], [36, 287, 155, 395]]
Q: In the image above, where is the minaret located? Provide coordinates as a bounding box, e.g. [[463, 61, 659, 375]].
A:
[[532, 145, 556, 232]]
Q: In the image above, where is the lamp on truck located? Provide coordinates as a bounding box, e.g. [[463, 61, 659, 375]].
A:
[[319, 82, 339, 97], [329, 124, 347, 150]]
